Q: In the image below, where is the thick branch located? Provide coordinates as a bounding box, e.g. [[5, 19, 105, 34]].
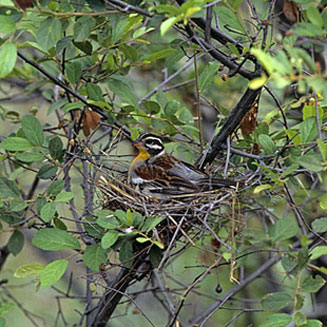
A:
[[195, 87, 261, 167]]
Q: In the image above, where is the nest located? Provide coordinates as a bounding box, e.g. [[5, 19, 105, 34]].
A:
[[95, 164, 239, 247]]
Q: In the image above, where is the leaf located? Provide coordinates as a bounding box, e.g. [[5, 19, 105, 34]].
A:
[[40, 259, 68, 288], [293, 312, 307, 326], [49, 136, 63, 160], [21, 115, 44, 146], [0, 177, 19, 199], [259, 313, 292, 327], [0, 15, 16, 34], [160, 16, 180, 36], [306, 6, 324, 28], [136, 237, 151, 244], [9, 198, 27, 211], [97, 216, 120, 229], [66, 61, 82, 84], [253, 184, 272, 193], [16, 150, 43, 162], [164, 100, 179, 116], [301, 275, 325, 293], [299, 117, 318, 143], [248, 73, 268, 90], [119, 240, 134, 268], [1, 136, 32, 151], [261, 292, 292, 312], [0, 302, 15, 316], [55, 191, 74, 202], [37, 164, 58, 179], [32, 228, 81, 250], [40, 202, 56, 222], [141, 216, 165, 233], [258, 134, 276, 154], [7, 230, 24, 256], [298, 154, 323, 172], [310, 246, 327, 260], [74, 16, 96, 42], [142, 100, 161, 114], [83, 244, 107, 272], [14, 264, 44, 278], [36, 17, 62, 51], [47, 180, 65, 196], [115, 209, 130, 226], [144, 49, 175, 62], [0, 43, 17, 78], [101, 231, 120, 249], [198, 62, 220, 92], [311, 217, 327, 233], [107, 77, 138, 108], [86, 83, 103, 101], [270, 217, 300, 242]]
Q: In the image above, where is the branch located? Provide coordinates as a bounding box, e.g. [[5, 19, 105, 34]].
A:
[[195, 87, 261, 167]]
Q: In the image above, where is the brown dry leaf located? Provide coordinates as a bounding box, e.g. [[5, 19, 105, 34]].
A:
[[252, 142, 260, 155], [283, 0, 300, 23], [82, 108, 100, 136], [13, 0, 34, 11], [240, 105, 258, 136]]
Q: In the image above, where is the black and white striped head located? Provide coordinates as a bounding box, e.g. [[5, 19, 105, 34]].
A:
[[134, 133, 165, 157]]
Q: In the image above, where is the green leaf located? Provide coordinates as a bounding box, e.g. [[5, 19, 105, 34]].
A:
[[144, 48, 175, 62], [32, 228, 81, 250], [107, 77, 138, 108], [21, 115, 44, 146], [37, 164, 58, 179], [248, 73, 267, 90], [36, 17, 62, 51], [0, 317, 5, 327], [253, 184, 272, 193], [301, 320, 323, 327], [141, 216, 165, 233], [86, 83, 103, 101], [119, 240, 134, 268], [40, 259, 68, 288], [317, 139, 326, 161], [115, 209, 130, 226], [198, 62, 220, 92], [293, 311, 307, 326], [55, 191, 74, 202], [270, 217, 300, 242], [53, 217, 67, 231], [311, 217, 327, 233], [0, 177, 19, 199], [119, 43, 138, 62], [294, 22, 323, 37], [164, 100, 179, 116], [49, 136, 63, 160], [74, 16, 96, 42], [9, 198, 27, 212], [310, 246, 327, 260], [306, 7, 324, 28], [258, 134, 276, 154], [1, 137, 32, 151], [136, 237, 151, 244], [160, 16, 180, 36], [0, 15, 16, 34], [40, 202, 56, 222], [298, 153, 322, 172], [47, 180, 65, 196], [261, 292, 292, 312], [0, 43, 17, 78], [7, 230, 24, 256], [97, 216, 120, 229], [14, 264, 44, 278], [101, 231, 120, 249], [259, 313, 292, 327], [299, 117, 318, 143], [142, 100, 161, 114], [83, 244, 107, 272], [0, 302, 15, 315], [16, 150, 43, 162], [66, 61, 82, 84], [301, 275, 325, 293]]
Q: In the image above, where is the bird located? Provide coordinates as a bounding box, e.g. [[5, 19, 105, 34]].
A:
[[128, 133, 236, 196]]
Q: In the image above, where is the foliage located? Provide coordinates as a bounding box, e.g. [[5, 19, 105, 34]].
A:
[[0, 0, 327, 326]]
